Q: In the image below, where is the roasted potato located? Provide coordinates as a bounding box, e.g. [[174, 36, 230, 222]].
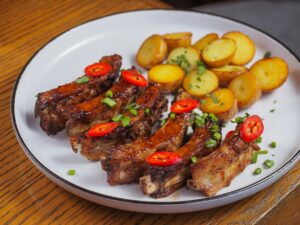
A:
[[162, 32, 192, 52], [249, 57, 289, 92], [183, 69, 218, 97], [223, 31, 256, 65], [167, 47, 200, 73], [211, 65, 248, 86], [148, 64, 185, 94], [228, 72, 261, 109], [193, 33, 219, 54], [199, 88, 238, 121], [202, 38, 237, 67], [136, 34, 168, 69]]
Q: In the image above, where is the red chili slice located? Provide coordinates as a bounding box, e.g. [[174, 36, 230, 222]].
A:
[[121, 69, 148, 87], [170, 99, 199, 114], [146, 152, 182, 167], [240, 115, 264, 143], [87, 122, 118, 137], [84, 62, 112, 77], [225, 130, 234, 140]]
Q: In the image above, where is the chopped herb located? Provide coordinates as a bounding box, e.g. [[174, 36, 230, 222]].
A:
[[200, 99, 207, 105], [130, 108, 138, 116], [253, 168, 262, 175], [171, 54, 191, 74], [208, 113, 218, 122], [209, 125, 220, 133], [212, 132, 221, 141], [273, 100, 277, 104], [255, 137, 262, 143], [263, 159, 274, 168], [245, 112, 250, 117], [196, 84, 200, 89], [195, 115, 205, 128], [231, 116, 245, 124], [264, 51, 272, 58], [270, 109, 275, 113], [205, 139, 217, 148], [160, 118, 166, 126], [145, 108, 151, 115], [102, 97, 116, 107], [75, 76, 89, 84], [251, 152, 258, 164], [191, 156, 197, 163], [197, 61, 206, 75], [197, 77, 202, 82], [209, 93, 220, 104], [112, 114, 123, 122], [170, 112, 176, 120], [188, 83, 193, 89], [67, 169, 76, 176], [269, 141, 277, 148], [105, 90, 113, 98], [257, 150, 268, 154], [121, 116, 130, 127], [126, 103, 139, 110]]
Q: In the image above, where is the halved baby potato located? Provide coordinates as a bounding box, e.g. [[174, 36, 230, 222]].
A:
[[148, 64, 185, 94], [228, 72, 261, 109], [162, 32, 192, 52], [183, 69, 219, 97], [211, 65, 248, 86], [249, 57, 289, 92], [202, 38, 237, 67], [136, 34, 168, 69], [193, 33, 219, 54], [167, 47, 200, 73], [199, 88, 238, 121]]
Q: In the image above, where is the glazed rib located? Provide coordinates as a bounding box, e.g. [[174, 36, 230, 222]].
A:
[[140, 118, 222, 198], [35, 54, 122, 135], [66, 75, 138, 136], [71, 83, 168, 162], [106, 90, 191, 186], [187, 124, 260, 197]]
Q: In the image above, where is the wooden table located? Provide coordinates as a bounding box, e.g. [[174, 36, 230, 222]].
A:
[[1, 0, 299, 224]]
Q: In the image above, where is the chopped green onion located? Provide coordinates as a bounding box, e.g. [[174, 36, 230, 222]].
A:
[[171, 54, 191, 74], [112, 114, 123, 122], [197, 61, 206, 75], [188, 83, 193, 89], [255, 137, 262, 143], [212, 132, 221, 141], [263, 159, 274, 168], [195, 115, 205, 128], [67, 169, 76, 176], [208, 113, 218, 122], [231, 116, 245, 124], [209, 93, 220, 104], [264, 51, 271, 58], [126, 103, 139, 110], [191, 156, 197, 164], [205, 139, 217, 148], [121, 116, 130, 127], [269, 141, 277, 148], [105, 90, 113, 98], [200, 99, 207, 105], [251, 152, 258, 164], [209, 125, 220, 133], [130, 108, 138, 116], [75, 76, 89, 84], [170, 112, 176, 120], [197, 77, 202, 82], [145, 108, 151, 115], [160, 118, 166, 126], [257, 150, 268, 154], [270, 109, 275, 113], [102, 97, 116, 107], [253, 168, 262, 175]]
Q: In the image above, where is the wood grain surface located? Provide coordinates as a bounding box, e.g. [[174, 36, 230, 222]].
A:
[[0, 0, 299, 224]]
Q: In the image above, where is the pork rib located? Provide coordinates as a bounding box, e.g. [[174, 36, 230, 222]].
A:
[[35, 54, 122, 135]]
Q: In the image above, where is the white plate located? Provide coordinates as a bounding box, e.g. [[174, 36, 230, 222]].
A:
[[11, 9, 300, 213]]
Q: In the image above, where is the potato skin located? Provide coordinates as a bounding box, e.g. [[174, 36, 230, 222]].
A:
[[136, 34, 168, 69], [228, 72, 261, 109], [162, 32, 192, 52], [202, 38, 237, 67], [193, 33, 219, 54], [249, 57, 289, 92], [148, 64, 184, 94], [211, 65, 248, 87], [223, 31, 255, 65]]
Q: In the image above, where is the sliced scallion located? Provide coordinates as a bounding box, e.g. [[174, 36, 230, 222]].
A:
[[102, 97, 116, 107]]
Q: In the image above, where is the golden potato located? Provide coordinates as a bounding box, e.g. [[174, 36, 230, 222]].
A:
[[193, 33, 219, 54], [228, 72, 261, 109], [136, 34, 168, 69], [223, 31, 256, 65], [162, 32, 192, 52], [183, 69, 218, 97], [249, 57, 289, 92], [167, 47, 200, 73], [202, 38, 237, 67], [148, 64, 185, 94], [211, 65, 248, 86]]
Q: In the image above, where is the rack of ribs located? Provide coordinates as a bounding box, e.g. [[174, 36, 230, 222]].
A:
[[71, 83, 168, 162], [66, 75, 138, 137], [106, 90, 191, 186], [187, 123, 260, 197], [35, 54, 122, 135], [140, 115, 222, 198]]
